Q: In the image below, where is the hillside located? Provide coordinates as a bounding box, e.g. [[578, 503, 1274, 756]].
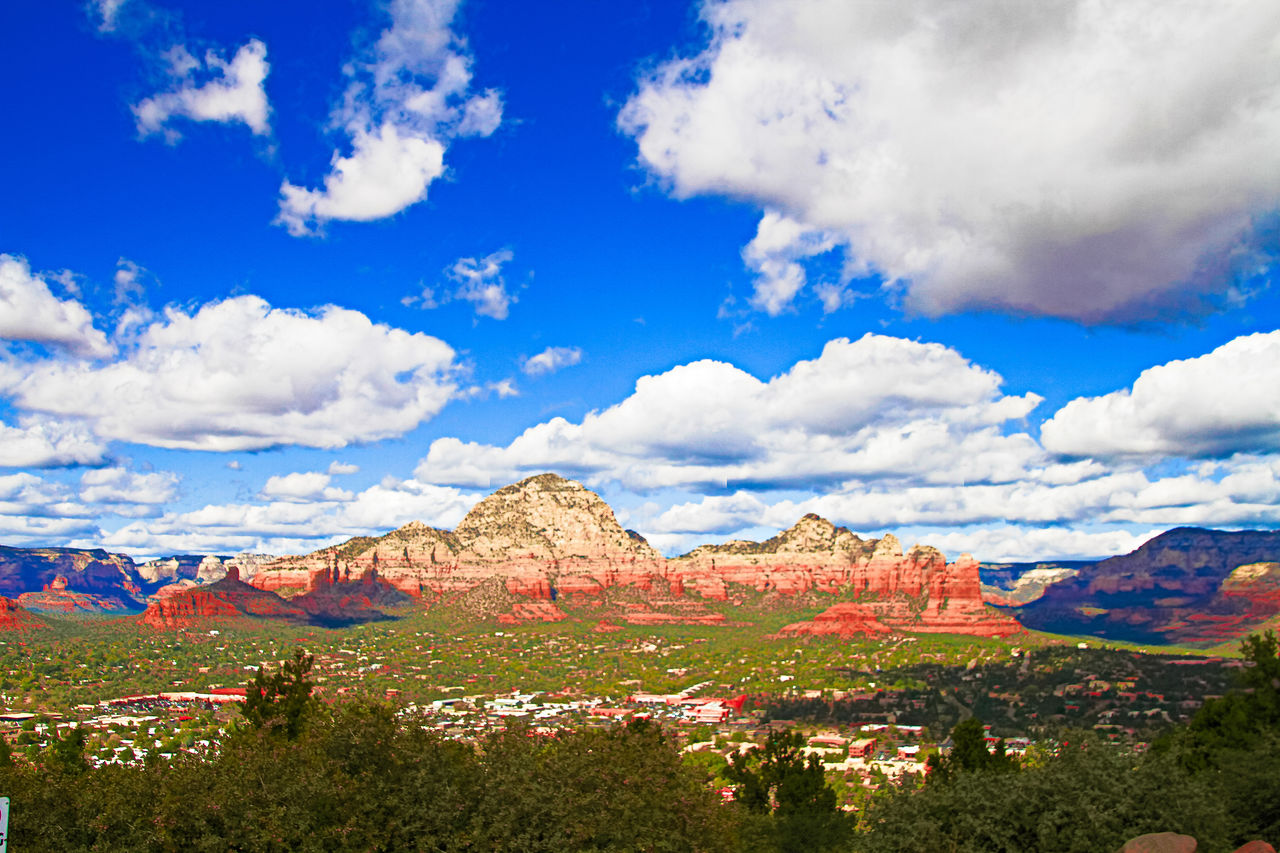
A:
[[1015, 528, 1280, 645]]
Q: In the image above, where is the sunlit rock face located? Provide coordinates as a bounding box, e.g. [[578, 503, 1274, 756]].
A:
[[247, 475, 1022, 636]]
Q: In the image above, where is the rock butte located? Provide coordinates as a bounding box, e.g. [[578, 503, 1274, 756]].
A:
[[249, 473, 1021, 637]]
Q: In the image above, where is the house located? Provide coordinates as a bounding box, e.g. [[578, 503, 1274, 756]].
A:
[[849, 738, 876, 759]]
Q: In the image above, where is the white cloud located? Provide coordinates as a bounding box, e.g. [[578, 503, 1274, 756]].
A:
[[0, 472, 86, 518], [101, 477, 481, 558], [0, 417, 108, 469], [742, 212, 837, 315], [79, 467, 179, 509], [0, 294, 459, 451], [277, 0, 502, 235], [328, 461, 359, 475], [113, 257, 150, 306], [0, 255, 113, 358], [277, 124, 445, 236], [620, 0, 1280, 323], [404, 249, 520, 319], [260, 471, 353, 503], [1042, 331, 1280, 459], [522, 346, 582, 377], [133, 39, 270, 140], [918, 526, 1156, 564], [93, 0, 128, 32], [445, 249, 515, 320], [416, 333, 1043, 491]]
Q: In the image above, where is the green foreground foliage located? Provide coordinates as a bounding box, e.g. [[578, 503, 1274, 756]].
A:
[[1, 632, 1277, 852]]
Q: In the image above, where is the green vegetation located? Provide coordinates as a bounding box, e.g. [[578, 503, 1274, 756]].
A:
[[0, 633, 1277, 851]]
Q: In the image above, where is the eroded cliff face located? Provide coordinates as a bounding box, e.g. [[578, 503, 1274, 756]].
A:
[[0, 595, 45, 631], [1016, 528, 1280, 644], [252, 473, 667, 601], [0, 546, 145, 608], [141, 567, 309, 630], [248, 475, 1020, 636]]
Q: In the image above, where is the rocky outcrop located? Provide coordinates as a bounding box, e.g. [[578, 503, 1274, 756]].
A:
[[0, 595, 45, 631], [137, 553, 275, 591], [15, 574, 135, 615], [141, 567, 308, 630], [251, 474, 666, 601], [291, 564, 414, 627], [981, 565, 1084, 605], [1115, 833, 1274, 853], [141, 564, 412, 630], [1016, 528, 1280, 645], [0, 545, 145, 608], [777, 549, 1022, 638], [247, 475, 1024, 638]]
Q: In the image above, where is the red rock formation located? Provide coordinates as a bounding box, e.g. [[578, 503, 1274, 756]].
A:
[[16, 588, 133, 615], [1017, 528, 1280, 645], [251, 474, 666, 601], [246, 475, 1025, 637], [141, 569, 308, 630], [0, 596, 45, 631], [779, 602, 892, 637]]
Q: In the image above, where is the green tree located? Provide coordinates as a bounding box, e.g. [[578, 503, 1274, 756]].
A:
[[926, 717, 1016, 784], [239, 648, 319, 740], [724, 729, 848, 853], [1176, 630, 1280, 767], [44, 722, 88, 775]]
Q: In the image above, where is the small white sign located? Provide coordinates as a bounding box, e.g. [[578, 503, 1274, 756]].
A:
[[0, 795, 9, 852]]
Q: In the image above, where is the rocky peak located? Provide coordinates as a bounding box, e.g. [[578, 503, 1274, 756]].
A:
[[873, 533, 903, 558], [1223, 562, 1280, 592], [455, 472, 659, 561]]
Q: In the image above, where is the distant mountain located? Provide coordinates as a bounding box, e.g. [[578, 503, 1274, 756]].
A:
[[1014, 527, 1280, 645], [0, 545, 146, 611], [248, 474, 1020, 637], [0, 473, 1022, 638], [980, 561, 1092, 605]]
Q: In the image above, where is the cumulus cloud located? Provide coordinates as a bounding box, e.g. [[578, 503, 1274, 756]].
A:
[[0, 294, 459, 451], [79, 467, 179, 511], [0, 254, 113, 358], [1042, 332, 1280, 459], [277, 0, 502, 235], [620, 0, 1280, 323], [917, 526, 1156, 564], [522, 346, 582, 377], [133, 39, 270, 140], [0, 417, 108, 469], [260, 471, 353, 503], [101, 477, 481, 557], [328, 461, 359, 475], [742, 212, 838, 316], [416, 333, 1043, 491]]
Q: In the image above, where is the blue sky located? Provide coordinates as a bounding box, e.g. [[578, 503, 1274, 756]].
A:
[[2, 0, 1279, 562]]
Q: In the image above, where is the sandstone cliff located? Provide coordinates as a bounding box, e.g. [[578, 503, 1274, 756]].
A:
[[252, 473, 666, 601], [0, 595, 45, 631], [0, 545, 145, 609], [248, 476, 1021, 637], [141, 567, 309, 630]]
